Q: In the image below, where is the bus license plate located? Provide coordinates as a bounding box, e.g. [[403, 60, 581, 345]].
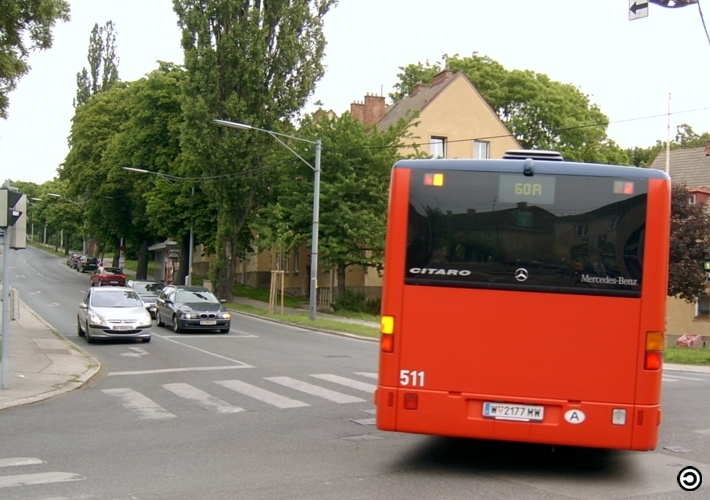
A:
[[483, 402, 544, 422], [200, 320, 217, 325]]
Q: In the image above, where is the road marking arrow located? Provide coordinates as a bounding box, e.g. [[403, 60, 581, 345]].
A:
[[121, 346, 149, 358]]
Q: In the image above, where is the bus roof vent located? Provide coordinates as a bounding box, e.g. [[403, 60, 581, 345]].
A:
[[503, 150, 565, 161]]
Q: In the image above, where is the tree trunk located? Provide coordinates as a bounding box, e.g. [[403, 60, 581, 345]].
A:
[[215, 238, 237, 301], [337, 263, 347, 300], [136, 240, 149, 280]]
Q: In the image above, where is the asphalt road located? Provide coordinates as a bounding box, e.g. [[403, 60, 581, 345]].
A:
[[1, 245, 709, 499]]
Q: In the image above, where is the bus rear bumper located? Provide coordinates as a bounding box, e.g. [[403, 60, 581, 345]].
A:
[[375, 388, 660, 451]]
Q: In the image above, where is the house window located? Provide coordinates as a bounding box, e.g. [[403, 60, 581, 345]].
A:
[[574, 224, 589, 237], [294, 250, 299, 273], [431, 136, 447, 159], [473, 140, 490, 159], [697, 294, 710, 317], [689, 194, 697, 205]]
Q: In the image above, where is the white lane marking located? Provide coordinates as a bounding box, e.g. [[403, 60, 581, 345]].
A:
[[266, 376, 365, 404], [215, 379, 308, 409], [161, 332, 257, 338], [695, 428, 710, 435], [662, 377, 678, 382], [0, 458, 43, 468], [108, 365, 251, 376], [662, 374, 706, 381], [310, 374, 377, 393], [152, 332, 254, 364], [354, 372, 378, 379], [102, 388, 177, 420], [162, 383, 245, 414], [0, 472, 84, 488]]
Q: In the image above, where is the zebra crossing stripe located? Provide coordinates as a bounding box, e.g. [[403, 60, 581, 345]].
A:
[[0, 458, 44, 468], [310, 374, 377, 393], [215, 379, 309, 409], [102, 388, 177, 420], [0, 472, 83, 488], [162, 383, 245, 414], [265, 376, 365, 403]]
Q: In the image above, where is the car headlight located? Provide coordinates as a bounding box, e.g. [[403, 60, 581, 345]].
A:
[[218, 312, 231, 319], [182, 312, 198, 319], [89, 313, 107, 326]]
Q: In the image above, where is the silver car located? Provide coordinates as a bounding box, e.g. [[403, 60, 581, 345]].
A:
[[77, 286, 152, 343]]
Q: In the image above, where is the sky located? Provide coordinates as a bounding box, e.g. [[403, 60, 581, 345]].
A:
[[1, 0, 709, 185]]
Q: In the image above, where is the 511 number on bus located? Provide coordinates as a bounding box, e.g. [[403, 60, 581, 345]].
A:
[[400, 370, 425, 387]]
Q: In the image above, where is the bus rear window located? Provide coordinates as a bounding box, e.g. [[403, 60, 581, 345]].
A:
[[406, 171, 648, 297]]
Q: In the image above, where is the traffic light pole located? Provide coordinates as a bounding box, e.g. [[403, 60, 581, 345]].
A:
[[2, 223, 10, 389]]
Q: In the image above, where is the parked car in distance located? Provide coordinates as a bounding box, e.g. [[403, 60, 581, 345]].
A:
[[78, 256, 100, 273], [69, 254, 83, 269], [126, 280, 164, 319], [155, 285, 231, 333], [90, 267, 127, 287], [77, 286, 152, 343], [67, 253, 80, 267]]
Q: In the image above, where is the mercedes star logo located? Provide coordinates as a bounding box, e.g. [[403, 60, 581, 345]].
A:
[[515, 268, 529, 282]]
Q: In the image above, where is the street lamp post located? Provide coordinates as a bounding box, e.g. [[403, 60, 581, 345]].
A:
[[213, 119, 321, 321], [122, 167, 195, 286]]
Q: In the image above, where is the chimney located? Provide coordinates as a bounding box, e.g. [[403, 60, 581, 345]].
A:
[[706, 140, 710, 157], [350, 101, 365, 123], [363, 94, 386, 126], [432, 69, 453, 86], [412, 81, 427, 95]]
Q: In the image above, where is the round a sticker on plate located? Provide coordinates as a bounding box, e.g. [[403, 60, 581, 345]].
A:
[[564, 409, 586, 424]]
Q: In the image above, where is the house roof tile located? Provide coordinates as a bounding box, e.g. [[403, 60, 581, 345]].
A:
[[649, 147, 710, 189]]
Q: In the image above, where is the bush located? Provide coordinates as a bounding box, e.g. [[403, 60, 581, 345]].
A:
[[332, 291, 381, 315]]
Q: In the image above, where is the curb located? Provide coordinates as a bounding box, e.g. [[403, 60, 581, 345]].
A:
[[0, 303, 102, 411]]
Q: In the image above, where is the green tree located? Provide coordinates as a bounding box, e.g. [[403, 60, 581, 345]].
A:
[[669, 183, 710, 302], [60, 82, 133, 260], [104, 63, 185, 279], [0, 0, 70, 118], [173, 0, 337, 300], [0, 0, 69, 118], [392, 53, 630, 165], [74, 21, 120, 107], [254, 111, 408, 299]]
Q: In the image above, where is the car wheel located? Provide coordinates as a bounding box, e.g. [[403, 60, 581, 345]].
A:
[[156, 311, 164, 327], [77, 318, 85, 337], [85, 322, 94, 344], [219, 328, 230, 334], [172, 315, 181, 333]]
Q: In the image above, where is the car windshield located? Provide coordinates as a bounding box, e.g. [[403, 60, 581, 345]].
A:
[[133, 282, 164, 294], [104, 268, 123, 275], [176, 290, 220, 304], [91, 291, 143, 308]]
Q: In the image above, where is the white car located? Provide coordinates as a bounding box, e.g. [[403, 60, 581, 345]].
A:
[[77, 286, 152, 343]]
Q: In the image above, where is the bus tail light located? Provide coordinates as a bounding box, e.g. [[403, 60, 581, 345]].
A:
[[403, 393, 418, 410], [644, 332, 664, 370], [381, 315, 394, 353]]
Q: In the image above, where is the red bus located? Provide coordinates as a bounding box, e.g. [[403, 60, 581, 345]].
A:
[[376, 150, 671, 451]]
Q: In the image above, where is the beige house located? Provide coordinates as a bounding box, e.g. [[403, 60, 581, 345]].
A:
[[649, 142, 710, 346], [230, 69, 521, 306]]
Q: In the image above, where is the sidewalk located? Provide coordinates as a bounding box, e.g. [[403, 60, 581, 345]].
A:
[[0, 301, 100, 411], [1, 296, 709, 412]]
